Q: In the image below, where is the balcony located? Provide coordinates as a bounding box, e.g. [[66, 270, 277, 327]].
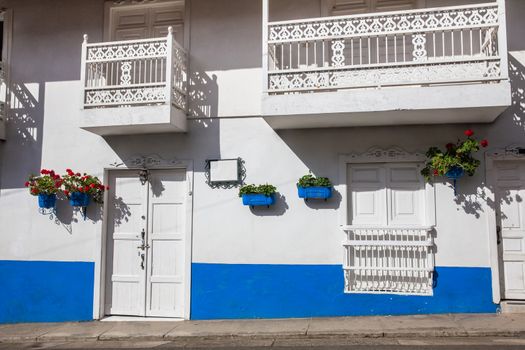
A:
[[79, 28, 187, 135], [262, 2, 511, 129], [0, 62, 6, 140]]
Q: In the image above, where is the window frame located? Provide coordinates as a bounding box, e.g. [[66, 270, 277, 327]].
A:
[[337, 147, 436, 296]]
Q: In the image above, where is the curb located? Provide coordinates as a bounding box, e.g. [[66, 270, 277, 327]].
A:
[[2, 329, 524, 343]]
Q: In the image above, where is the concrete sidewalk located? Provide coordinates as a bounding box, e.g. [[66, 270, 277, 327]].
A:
[[1, 313, 525, 343]]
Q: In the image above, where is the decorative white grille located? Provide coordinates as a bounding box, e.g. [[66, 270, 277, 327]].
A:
[[81, 28, 187, 110], [266, 3, 503, 94], [342, 226, 434, 295], [0, 62, 6, 125]]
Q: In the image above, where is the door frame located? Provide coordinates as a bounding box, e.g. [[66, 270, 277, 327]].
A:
[[92, 157, 194, 320], [486, 148, 525, 304]]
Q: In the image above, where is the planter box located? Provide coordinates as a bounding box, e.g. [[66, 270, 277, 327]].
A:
[[242, 193, 275, 207], [38, 193, 57, 209], [298, 186, 332, 200], [445, 166, 465, 180], [69, 192, 90, 207]]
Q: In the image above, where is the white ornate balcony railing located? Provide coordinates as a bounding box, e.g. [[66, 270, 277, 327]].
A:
[[266, 3, 503, 94], [81, 27, 187, 110], [342, 226, 434, 296], [0, 61, 6, 124]]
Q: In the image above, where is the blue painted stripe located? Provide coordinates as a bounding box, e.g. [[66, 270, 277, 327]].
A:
[[191, 264, 497, 320], [0, 260, 94, 323]]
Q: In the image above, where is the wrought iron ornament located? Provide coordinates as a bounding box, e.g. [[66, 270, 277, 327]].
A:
[[205, 158, 246, 189]]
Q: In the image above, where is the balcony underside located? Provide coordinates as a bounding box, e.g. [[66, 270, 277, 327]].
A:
[[80, 104, 187, 136], [262, 81, 511, 129]]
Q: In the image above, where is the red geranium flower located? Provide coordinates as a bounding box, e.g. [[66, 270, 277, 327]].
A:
[[64, 190, 69, 196], [40, 169, 48, 175], [106, 186, 110, 191], [66, 169, 74, 176], [433, 169, 439, 176], [76, 173, 81, 176], [480, 139, 489, 148], [84, 186, 90, 192], [90, 183, 96, 188], [24, 181, 30, 187], [464, 129, 474, 137]]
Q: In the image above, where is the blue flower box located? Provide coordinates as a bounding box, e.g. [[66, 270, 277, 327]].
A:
[[38, 193, 57, 209], [242, 193, 275, 207], [445, 166, 465, 196], [298, 186, 332, 200], [445, 166, 465, 180], [69, 192, 90, 207]]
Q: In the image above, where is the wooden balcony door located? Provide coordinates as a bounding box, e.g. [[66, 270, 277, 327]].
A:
[[107, 0, 185, 42]]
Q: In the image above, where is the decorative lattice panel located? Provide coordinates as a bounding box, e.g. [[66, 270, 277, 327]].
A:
[[343, 227, 434, 295]]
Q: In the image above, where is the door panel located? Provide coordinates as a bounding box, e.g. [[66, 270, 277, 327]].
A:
[[387, 165, 424, 226], [348, 165, 387, 226], [146, 170, 186, 317], [106, 172, 147, 316], [496, 161, 525, 300]]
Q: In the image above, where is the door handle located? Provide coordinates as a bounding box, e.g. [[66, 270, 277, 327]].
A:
[[137, 243, 150, 250], [140, 253, 145, 270]]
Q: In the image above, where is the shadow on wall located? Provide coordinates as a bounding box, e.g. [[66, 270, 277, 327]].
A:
[[189, 64, 219, 119], [508, 54, 525, 132], [452, 53, 525, 219], [34, 197, 107, 235], [249, 193, 289, 216], [1, 82, 45, 189], [103, 66, 220, 171], [0, 0, 105, 190]]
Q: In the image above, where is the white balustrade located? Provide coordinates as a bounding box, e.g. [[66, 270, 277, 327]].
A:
[[266, 3, 503, 94], [342, 226, 434, 295], [81, 27, 187, 111], [0, 61, 6, 123]]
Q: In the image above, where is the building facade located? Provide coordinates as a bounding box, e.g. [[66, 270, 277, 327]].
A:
[[0, 0, 524, 323]]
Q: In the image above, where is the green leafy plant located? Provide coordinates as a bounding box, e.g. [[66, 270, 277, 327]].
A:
[[62, 168, 108, 204], [421, 129, 488, 182], [297, 174, 332, 188], [25, 169, 62, 196], [238, 184, 277, 197]]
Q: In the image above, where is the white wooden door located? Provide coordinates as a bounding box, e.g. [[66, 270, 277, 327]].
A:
[[145, 170, 187, 317], [109, 1, 185, 43], [105, 171, 148, 316], [106, 169, 187, 317], [348, 163, 425, 226], [496, 161, 525, 300]]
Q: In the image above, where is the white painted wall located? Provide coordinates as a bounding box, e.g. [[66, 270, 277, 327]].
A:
[[0, 0, 523, 276]]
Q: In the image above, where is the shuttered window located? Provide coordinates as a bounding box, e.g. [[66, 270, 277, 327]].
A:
[[343, 163, 434, 295], [330, 0, 418, 16]]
